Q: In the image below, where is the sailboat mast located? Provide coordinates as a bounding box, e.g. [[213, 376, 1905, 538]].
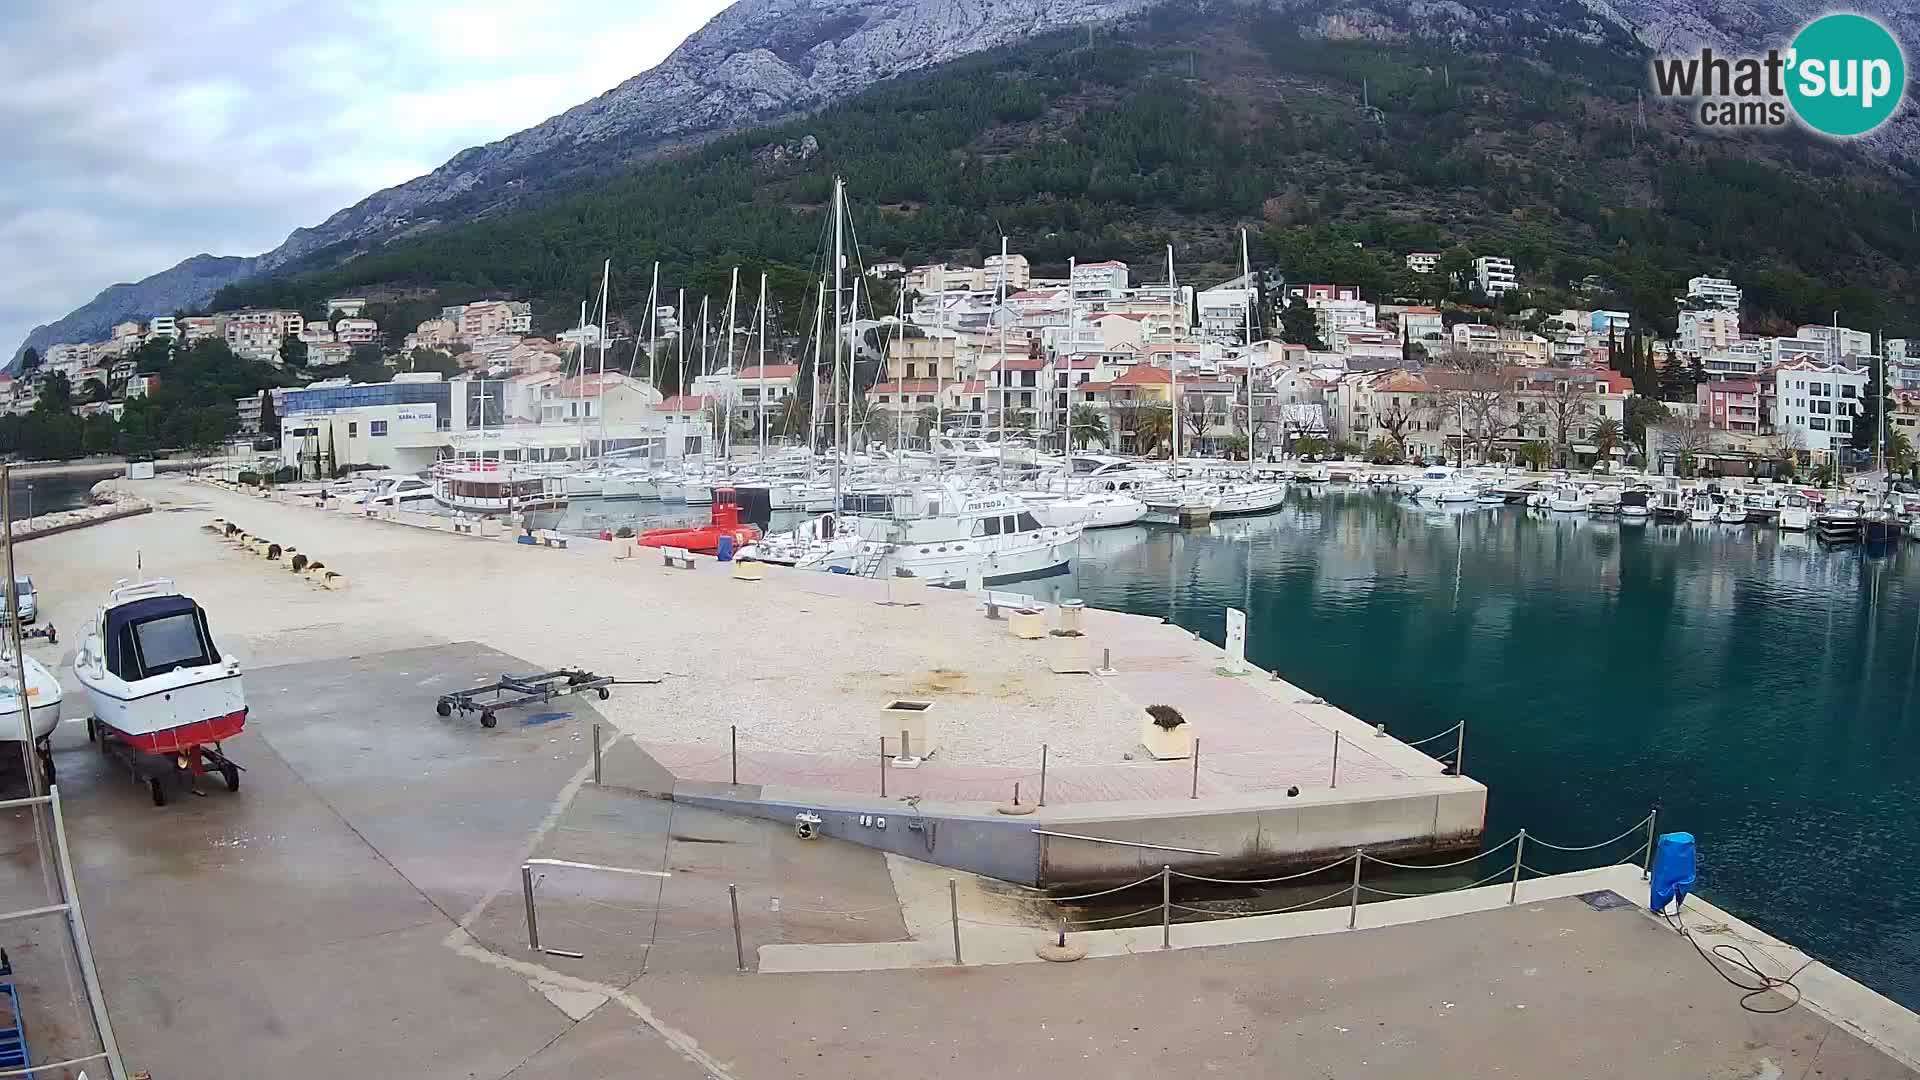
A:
[[1241, 227, 1253, 463], [832, 176, 845, 506], [640, 261, 658, 385], [596, 258, 610, 463], [997, 234, 1008, 488], [811, 279, 826, 456], [757, 271, 768, 461], [935, 270, 945, 447], [1168, 244, 1180, 468], [1064, 254, 1075, 490], [676, 287, 686, 420], [891, 285, 906, 463], [576, 299, 590, 462], [725, 267, 739, 460]]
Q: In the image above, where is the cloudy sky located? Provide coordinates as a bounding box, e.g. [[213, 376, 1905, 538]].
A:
[[0, 0, 730, 355]]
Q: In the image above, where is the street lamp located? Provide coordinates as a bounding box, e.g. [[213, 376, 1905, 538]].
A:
[[24, 483, 31, 532]]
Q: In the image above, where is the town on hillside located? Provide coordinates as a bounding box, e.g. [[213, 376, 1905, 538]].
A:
[[11, 255, 1919, 485]]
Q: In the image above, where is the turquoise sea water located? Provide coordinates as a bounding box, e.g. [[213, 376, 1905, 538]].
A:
[[1006, 489, 1920, 1011]]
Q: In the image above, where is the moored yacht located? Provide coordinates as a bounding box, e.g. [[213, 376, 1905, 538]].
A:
[[753, 484, 1082, 585], [432, 462, 569, 529]]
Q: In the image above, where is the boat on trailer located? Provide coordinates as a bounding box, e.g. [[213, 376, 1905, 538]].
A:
[[0, 642, 61, 787], [73, 580, 245, 806]]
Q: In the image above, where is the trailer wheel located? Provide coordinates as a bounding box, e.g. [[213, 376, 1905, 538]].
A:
[[39, 753, 54, 788], [85, 718, 96, 743], [596, 687, 610, 700], [149, 778, 167, 807], [435, 699, 452, 718], [221, 763, 240, 792], [480, 710, 497, 729]]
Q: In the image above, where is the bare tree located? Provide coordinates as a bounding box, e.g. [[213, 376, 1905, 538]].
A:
[[1180, 393, 1219, 454], [1436, 358, 1513, 465], [1654, 413, 1714, 472], [1376, 397, 1433, 459], [1545, 376, 1594, 468]]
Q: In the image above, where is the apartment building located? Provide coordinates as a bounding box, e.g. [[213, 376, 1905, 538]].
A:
[[1697, 380, 1765, 434], [1071, 261, 1129, 301], [1679, 309, 1740, 355], [1405, 252, 1440, 274], [1473, 256, 1517, 296], [1774, 361, 1866, 453], [1685, 276, 1743, 310]]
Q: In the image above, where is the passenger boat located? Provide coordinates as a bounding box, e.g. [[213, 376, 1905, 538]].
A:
[[0, 642, 61, 786], [432, 461, 568, 528], [72, 580, 245, 803]]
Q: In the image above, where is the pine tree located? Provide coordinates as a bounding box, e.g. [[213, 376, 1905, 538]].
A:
[[1688, 355, 1708, 388], [1853, 360, 1891, 453], [1658, 351, 1692, 402]]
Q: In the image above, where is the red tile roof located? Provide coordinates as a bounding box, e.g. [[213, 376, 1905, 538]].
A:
[[734, 365, 799, 381], [656, 394, 711, 412], [1113, 366, 1173, 386]]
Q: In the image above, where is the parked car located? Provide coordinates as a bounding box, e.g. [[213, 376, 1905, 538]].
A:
[[8, 577, 34, 624]]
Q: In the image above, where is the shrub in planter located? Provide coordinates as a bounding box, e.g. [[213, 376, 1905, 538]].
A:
[[1146, 704, 1186, 730], [614, 526, 635, 538]]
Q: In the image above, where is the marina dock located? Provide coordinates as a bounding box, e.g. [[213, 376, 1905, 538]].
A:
[[0, 475, 1912, 1078]]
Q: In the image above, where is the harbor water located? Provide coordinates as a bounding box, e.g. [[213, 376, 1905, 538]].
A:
[[990, 488, 1920, 1012]]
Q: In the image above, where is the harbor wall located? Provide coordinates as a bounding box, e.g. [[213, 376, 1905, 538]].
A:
[[666, 776, 1486, 889]]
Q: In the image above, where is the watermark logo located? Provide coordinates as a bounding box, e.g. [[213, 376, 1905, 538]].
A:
[[1650, 13, 1906, 137]]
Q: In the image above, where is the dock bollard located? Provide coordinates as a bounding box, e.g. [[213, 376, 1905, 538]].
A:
[[522, 865, 540, 952], [1348, 850, 1363, 929], [1160, 865, 1172, 950], [729, 884, 746, 972]]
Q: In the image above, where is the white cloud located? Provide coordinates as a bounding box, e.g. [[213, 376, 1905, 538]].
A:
[[0, 0, 729, 355]]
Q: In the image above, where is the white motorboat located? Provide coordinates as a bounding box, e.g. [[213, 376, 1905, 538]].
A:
[[778, 485, 1082, 585], [601, 470, 660, 501], [1198, 482, 1288, 517], [353, 475, 436, 510], [1547, 483, 1590, 513], [1023, 491, 1148, 529], [1686, 490, 1717, 523], [1618, 488, 1653, 520], [1778, 492, 1814, 531], [1716, 494, 1749, 525], [0, 643, 61, 786], [1475, 489, 1508, 505], [73, 580, 246, 800]]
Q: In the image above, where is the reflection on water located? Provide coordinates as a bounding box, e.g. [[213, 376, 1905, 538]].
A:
[[1008, 488, 1920, 1010]]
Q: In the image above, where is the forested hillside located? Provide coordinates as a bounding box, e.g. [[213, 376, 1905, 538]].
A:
[[214, 1, 1920, 352]]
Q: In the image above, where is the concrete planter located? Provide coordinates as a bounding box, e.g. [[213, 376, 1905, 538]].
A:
[[880, 700, 935, 758], [612, 537, 635, 560], [1139, 709, 1193, 760], [1007, 608, 1048, 640]]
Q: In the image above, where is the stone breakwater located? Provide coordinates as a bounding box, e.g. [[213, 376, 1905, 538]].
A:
[[4, 479, 152, 542]]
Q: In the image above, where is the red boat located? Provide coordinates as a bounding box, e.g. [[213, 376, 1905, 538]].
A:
[[638, 487, 761, 554]]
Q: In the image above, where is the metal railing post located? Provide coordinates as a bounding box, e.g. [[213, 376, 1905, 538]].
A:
[[1190, 738, 1201, 799], [1330, 730, 1340, 788], [729, 883, 746, 972], [591, 723, 602, 785], [730, 724, 738, 785], [521, 865, 540, 952], [1643, 808, 1659, 879], [49, 788, 127, 1080], [1160, 865, 1172, 949], [879, 738, 887, 798], [949, 878, 963, 965], [1039, 743, 1048, 807], [1348, 850, 1363, 929], [1455, 720, 1467, 777], [1509, 829, 1526, 904]]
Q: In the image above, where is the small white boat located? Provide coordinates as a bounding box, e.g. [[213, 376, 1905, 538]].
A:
[[1024, 491, 1148, 529], [353, 475, 435, 510], [1686, 490, 1717, 523], [0, 643, 61, 786], [1547, 483, 1590, 513], [1778, 493, 1813, 531], [1716, 495, 1749, 525], [73, 580, 246, 803], [1475, 489, 1508, 505]]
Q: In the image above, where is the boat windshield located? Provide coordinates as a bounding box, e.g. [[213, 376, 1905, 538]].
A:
[[134, 613, 215, 675]]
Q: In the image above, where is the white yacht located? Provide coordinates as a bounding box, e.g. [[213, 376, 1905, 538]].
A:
[[1716, 493, 1749, 525], [756, 485, 1082, 585], [353, 474, 436, 510], [1023, 490, 1149, 529], [0, 640, 61, 786]]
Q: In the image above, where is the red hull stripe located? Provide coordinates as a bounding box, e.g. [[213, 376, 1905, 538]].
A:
[[107, 708, 247, 755]]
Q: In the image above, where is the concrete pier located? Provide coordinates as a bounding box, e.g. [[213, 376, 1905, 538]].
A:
[[0, 475, 1910, 1078]]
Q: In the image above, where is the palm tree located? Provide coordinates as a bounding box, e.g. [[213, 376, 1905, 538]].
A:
[[1133, 405, 1174, 456], [915, 407, 940, 446], [1069, 404, 1109, 450], [1293, 433, 1329, 459], [1889, 430, 1916, 479], [1590, 416, 1621, 463]]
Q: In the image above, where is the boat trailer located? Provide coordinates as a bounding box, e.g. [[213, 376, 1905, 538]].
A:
[[435, 669, 616, 729], [85, 718, 243, 807]]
